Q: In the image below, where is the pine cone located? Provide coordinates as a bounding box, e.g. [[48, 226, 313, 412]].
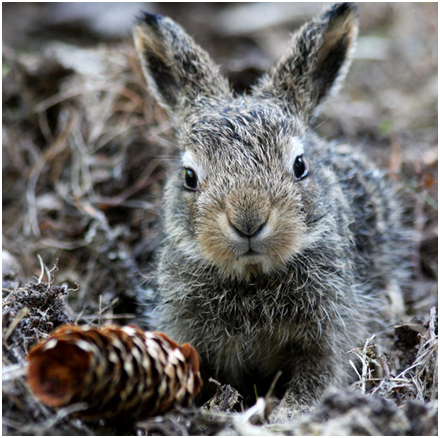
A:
[[26, 324, 202, 420]]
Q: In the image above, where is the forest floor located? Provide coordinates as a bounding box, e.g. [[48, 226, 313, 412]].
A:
[[2, 3, 438, 435]]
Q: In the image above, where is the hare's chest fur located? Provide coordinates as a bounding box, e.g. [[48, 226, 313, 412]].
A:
[[156, 255, 359, 389], [156, 261, 361, 404]]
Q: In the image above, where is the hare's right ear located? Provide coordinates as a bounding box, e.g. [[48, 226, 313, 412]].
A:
[[133, 12, 230, 115]]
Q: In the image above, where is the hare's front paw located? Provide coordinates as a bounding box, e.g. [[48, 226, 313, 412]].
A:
[[269, 396, 312, 424]]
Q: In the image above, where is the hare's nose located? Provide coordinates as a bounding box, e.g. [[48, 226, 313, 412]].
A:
[[229, 216, 267, 239]]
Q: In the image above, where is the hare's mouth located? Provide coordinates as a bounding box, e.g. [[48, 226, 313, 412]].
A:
[[231, 237, 270, 261], [196, 207, 306, 277], [240, 249, 260, 257]]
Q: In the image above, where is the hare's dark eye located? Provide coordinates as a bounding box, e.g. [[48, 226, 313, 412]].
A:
[[293, 155, 308, 180], [184, 168, 198, 190]]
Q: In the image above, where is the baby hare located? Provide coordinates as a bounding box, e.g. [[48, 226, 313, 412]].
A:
[[134, 3, 410, 419]]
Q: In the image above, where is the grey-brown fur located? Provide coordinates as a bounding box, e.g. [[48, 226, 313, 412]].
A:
[[133, 3, 411, 420]]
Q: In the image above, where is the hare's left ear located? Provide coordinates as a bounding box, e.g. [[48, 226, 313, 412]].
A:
[[253, 3, 358, 122]]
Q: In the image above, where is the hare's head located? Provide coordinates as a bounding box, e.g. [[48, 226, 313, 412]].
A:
[[134, 3, 358, 279]]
